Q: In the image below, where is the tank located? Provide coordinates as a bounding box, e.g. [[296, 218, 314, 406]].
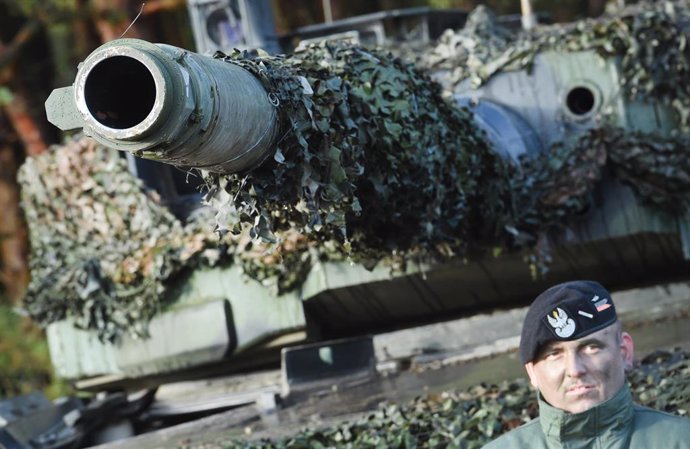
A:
[[32, 3, 690, 394]]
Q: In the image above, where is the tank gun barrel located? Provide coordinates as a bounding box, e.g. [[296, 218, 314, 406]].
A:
[[45, 39, 279, 173]]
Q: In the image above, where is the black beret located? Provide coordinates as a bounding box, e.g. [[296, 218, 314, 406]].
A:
[[519, 280, 618, 364]]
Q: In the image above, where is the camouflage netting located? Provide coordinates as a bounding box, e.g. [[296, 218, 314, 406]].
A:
[[423, 1, 690, 129], [19, 1, 690, 340], [222, 349, 690, 449], [354, 0, 690, 254], [19, 138, 311, 341], [592, 128, 690, 212], [418, 5, 516, 96], [207, 42, 504, 268], [206, 1, 690, 268], [19, 138, 211, 340]]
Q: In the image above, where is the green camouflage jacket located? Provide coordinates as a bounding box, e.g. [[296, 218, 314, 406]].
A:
[[482, 383, 690, 449]]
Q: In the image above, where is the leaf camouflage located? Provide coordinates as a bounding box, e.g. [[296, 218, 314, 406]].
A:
[[219, 349, 690, 449], [423, 0, 690, 129], [207, 7, 690, 271], [18, 138, 314, 341], [19, 2, 690, 339], [19, 138, 207, 341], [207, 41, 499, 268]]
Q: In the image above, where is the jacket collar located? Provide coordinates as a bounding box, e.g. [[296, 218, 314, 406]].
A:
[[538, 383, 634, 443]]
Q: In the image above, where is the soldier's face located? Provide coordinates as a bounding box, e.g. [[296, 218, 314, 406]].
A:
[[524, 324, 634, 414]]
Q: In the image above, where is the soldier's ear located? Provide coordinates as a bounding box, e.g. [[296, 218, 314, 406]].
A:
[[620, 331, 634, 371], [525, 362, 540, 389]]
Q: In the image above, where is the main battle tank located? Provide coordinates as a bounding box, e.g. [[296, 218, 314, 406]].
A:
[[29, 2, 690, 396]]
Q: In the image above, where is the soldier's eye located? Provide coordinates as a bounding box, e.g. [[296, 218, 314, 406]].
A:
[[543, 350, 561, 359]]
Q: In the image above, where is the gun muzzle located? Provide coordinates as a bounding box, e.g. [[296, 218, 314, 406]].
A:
[[46, 39, 279, 173]]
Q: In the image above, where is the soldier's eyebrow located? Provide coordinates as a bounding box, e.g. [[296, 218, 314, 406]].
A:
[[576, 337, 607, 349], [536, 342, 565, 358]]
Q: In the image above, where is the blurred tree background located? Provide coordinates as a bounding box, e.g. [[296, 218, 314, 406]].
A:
[[0, 0, 613, 398]]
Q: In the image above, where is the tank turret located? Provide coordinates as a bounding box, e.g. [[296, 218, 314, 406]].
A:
[[32, 3, 690, 391]]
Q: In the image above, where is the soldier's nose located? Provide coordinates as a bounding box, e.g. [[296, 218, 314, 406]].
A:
[[565, 352, 587, 377]]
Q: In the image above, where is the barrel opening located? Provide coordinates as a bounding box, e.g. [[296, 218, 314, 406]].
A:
[[84, 56, 156, 129], [565, 86, 596, 116]]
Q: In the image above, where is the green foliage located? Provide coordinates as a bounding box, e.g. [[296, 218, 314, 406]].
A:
[[0, 304, 70, 399], [7, 0, 77, 16], [0, 86, 13, 107]]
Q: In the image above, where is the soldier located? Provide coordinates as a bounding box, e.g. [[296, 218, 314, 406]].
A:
[[482, 280, 690, 449]]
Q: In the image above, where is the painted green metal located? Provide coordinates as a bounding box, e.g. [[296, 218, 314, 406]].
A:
[[47, 264, 306, 381], [47, 322, 121, 380], [167, 265, 307, 352], [44, 87, 82, 131]]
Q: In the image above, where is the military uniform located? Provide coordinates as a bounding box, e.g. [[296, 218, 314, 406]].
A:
[[482, 383, 690, 449]]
